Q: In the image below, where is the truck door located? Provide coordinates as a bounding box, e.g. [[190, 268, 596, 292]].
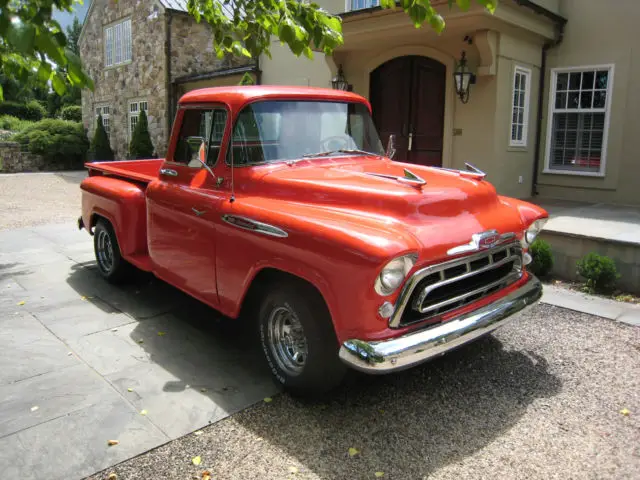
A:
[[146, 106, 228, 306]]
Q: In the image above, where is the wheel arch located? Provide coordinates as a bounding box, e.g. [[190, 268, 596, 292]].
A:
[[239, 267, 336, 335]]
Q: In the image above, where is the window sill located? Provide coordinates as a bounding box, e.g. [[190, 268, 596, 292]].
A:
[[542, 168, 605, 178], [104, 60, 132, 71], [507, 143, 528, 152]]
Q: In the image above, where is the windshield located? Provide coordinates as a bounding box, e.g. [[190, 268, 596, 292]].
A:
[[229, 100, 385, 165]]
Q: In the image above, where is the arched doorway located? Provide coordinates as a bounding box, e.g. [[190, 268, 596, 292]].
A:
[[370, 56, 446, 166]]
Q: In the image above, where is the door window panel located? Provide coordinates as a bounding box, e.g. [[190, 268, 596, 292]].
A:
[[173, 108, 227, 166]]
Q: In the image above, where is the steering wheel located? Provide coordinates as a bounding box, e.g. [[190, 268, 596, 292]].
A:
[[320, 134, 356, 152]]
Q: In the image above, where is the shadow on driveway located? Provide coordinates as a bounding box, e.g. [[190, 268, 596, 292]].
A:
[[66, 263, 561, 477]]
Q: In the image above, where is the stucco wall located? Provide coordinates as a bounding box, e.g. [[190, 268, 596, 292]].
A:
[[80, 0, 168, 159], [537, 0, 640, 205], [259, 41, 335, 88]]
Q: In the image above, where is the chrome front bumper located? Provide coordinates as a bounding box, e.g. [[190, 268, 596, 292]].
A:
[[339, 274, 542, 374]]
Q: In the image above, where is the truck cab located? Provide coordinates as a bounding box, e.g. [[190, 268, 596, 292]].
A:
[[79, 86, 547, 395]]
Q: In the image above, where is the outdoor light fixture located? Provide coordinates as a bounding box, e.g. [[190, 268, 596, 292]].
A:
[[331, 64, 350, 91], [454, 51, 476, 104]]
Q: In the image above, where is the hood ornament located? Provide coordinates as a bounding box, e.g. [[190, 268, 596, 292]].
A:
[[364, 168, 426, 188], [447, 230, 516, 256]]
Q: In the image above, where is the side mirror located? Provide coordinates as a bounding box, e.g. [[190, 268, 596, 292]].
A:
[[386, 134, 396, 160], [185, 135, 216, 179]]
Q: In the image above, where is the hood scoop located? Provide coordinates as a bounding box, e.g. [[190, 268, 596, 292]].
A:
[[363, 168, 426, 189]]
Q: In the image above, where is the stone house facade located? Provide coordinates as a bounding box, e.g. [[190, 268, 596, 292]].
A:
[[79, 0, 255, 159]]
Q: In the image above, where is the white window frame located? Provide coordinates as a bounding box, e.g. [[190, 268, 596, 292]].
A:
[[128, 99, 149, 139], [346, 0, 379, 11], [95, 105, 111, 136], [509, 66, 531, 147], [543, 64, 615, 177], [104, 18, 132, 67]]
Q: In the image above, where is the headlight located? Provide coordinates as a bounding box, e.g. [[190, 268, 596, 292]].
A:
[[375, 253, 417, 296], [523, 218, 548, 246]]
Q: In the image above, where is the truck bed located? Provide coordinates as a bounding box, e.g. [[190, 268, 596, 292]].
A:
[[85, 159, 164, 184]]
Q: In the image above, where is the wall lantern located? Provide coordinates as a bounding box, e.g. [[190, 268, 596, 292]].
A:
[[331, 64, 351, 91], [454, 51, 476, 104]]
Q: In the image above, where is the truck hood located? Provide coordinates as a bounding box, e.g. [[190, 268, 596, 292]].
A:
[[255, 157, 532, 252]]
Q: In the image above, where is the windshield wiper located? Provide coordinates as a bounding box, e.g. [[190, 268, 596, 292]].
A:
[[303, 149, 379, 158]]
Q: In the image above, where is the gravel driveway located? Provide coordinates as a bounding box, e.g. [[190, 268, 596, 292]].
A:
[[0, 171, 85, 230], [88, 304, 640, 480]]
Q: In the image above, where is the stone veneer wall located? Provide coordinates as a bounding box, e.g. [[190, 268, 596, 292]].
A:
[[169, 13, 252, 81], [80, 0, 168, 159], [0, 142, 64, 173]]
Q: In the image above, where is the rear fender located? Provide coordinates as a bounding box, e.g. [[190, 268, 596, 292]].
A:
[[80, 176, 147, 256]]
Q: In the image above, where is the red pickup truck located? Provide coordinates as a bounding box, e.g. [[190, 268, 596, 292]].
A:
[[79, 86, 547, 395]]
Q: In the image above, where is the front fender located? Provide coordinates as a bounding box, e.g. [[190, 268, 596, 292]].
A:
[[215, 199, 420, 344]]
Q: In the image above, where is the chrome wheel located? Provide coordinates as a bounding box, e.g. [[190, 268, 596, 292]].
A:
[[96, 228, 114, 273], [266, 305, 308, 376]]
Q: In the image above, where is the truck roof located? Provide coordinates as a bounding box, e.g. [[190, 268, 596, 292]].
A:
[[178, 85, 371, 110]]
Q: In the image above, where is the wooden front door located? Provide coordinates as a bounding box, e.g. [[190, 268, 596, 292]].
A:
[[370, 56, 446, 166]]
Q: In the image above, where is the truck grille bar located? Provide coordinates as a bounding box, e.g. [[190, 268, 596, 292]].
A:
[[389, 242, 523, 328]]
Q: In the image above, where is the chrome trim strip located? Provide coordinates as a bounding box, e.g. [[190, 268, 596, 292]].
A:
[[339, 275, 542, 374], [221, 214, 288, 238], [388, 241, 521, 328], [434, 162, 486, 180], [412, 249, 521, 313]]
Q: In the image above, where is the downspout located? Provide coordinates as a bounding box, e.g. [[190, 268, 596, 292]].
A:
[[165, 11, 173, 149], [531, 21, 565, 197], [255, 55, 262, 85]]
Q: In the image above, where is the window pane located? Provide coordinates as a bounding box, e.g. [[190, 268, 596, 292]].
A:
[[567, 91, 580, 109], [580, 91, 593, 109], [582, 71, 594, 90], [555, 92, 566, 109], [130, 103, 138, 113], [550, 111, 603, 172], [593, 90, 607, 108], [595, 70, 609, 89], [514, 72, 521, 90], [556, 73, 568, 91], [569, 72, 581, 90]]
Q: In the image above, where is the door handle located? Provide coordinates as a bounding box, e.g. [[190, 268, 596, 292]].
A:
[[192, 207, 206, 216], [408, 133, 413, 151], [160, 168, 178, 177]]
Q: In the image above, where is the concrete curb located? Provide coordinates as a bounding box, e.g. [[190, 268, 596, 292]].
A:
[[541, 283, 640, 326]]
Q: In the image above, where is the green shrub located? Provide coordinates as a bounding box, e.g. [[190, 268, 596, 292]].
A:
[[129, 109, 154, 159], [0, 101, 45, 121], [0, 115, 35, 132], [576, 252, 620, 293], [89, 115, 114, 161], [528, 238, 554, 277], [61, 105, 83, 122], [12, 119, 89, 168]]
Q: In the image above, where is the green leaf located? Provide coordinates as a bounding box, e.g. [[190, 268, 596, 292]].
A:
[[37, 63, 52, 83], [51, 73, 67, 96], [456, 0, 471, 10], [0, 84, 3, 102], [35, 32, 66, 65], [7, 23, 36, 53]]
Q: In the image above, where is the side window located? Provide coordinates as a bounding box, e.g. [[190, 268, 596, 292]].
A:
[[173, 108, 227, 166]]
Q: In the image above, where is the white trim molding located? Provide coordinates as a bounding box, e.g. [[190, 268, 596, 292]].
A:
[[543, 63, 615, 177], [509, 65, 531, 148]]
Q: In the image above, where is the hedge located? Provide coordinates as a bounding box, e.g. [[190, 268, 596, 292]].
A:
[[89, 115, 114, 161], [0, 100, 46, 121], [0, 115, 35, 132], [61, 105, 83, 122], [12, 119, 89, 168]]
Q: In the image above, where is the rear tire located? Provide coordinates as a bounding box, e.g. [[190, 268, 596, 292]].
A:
[[258, 280, 346, 396], [93, 219, 134, 284]]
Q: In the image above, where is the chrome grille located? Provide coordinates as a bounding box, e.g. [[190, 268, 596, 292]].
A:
[[390, 242, 523, 328]]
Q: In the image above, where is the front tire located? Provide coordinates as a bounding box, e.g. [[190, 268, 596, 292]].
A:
[[93, 219, 134, 284], [258, 281, 346, 396]]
